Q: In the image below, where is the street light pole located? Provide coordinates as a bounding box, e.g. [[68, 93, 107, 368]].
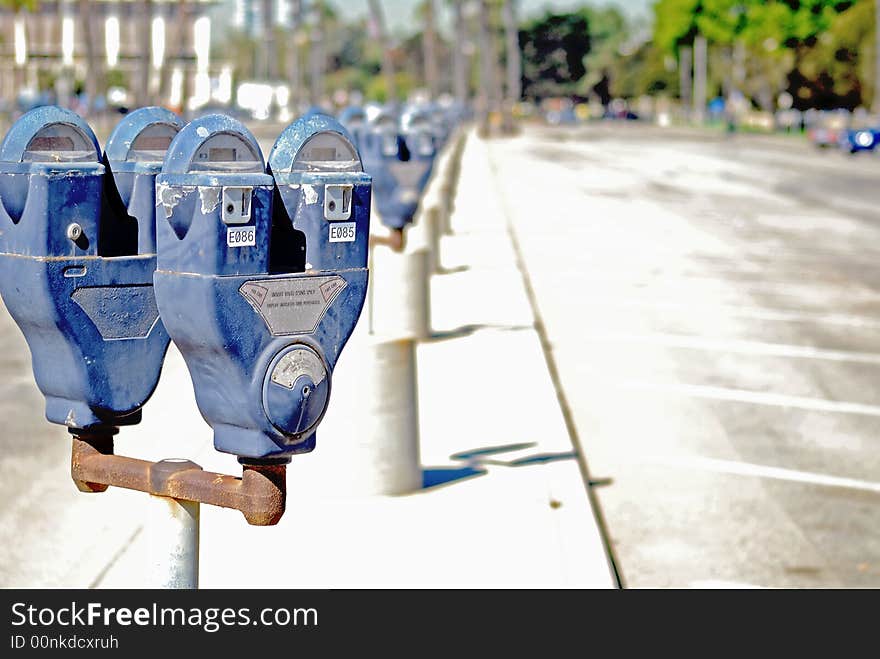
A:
[[308, 0, 325, 106], [477, 0, 494, 135], [263, 0, 277, 80], [137, 0, 154, 107], [451, 0, 468, 106], [501, 0, 521, 133], [679, 45, 692, 121], [288, 0, 303, 112], [693, 34, 707, 123]]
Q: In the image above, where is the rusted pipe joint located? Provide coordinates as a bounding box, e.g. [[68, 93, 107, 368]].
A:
[[70, 434, 286, 526], [369, 228, 406, 252]]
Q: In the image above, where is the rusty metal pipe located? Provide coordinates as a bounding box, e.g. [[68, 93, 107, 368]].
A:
[[369, 228, 405, 252], [71, 435, 286, 526]]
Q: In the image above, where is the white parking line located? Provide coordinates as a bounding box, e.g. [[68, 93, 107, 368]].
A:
[[618, 379, 880, 417], [583, 332, 880, 366], [645, 454, 880, 495], [594, 296, 880, 330]]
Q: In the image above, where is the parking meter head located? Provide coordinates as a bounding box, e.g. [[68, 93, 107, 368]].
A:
[[156, 113, 271, 276], [303, 105, 333, 120], [401, 108, 437, 158], [269, 112, 371, 273], [338, 106, 368, 152], [261, 114, 371, 453], [357, 108, 409, 229], [155, 113, 368, 461], [0, 106, 102, 247], [339, 105, 367, 129], [0, 106, 170, 431], [104, 106, 183, 255]]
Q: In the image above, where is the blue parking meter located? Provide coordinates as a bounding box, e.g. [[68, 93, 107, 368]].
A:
[[0, 106, 170, 430], [398, 107, 437, 195], [359, 108, 410, 230], [153, 113, 370, 462], [338, 105, 367, 152], [103, 106, 183, 255]]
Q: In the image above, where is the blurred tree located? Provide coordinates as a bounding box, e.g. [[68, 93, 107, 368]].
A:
[[794, 0, 872, 110], [78, 0, 101, 112], [580, 6, 628, 91], [367, 0, 397, 102], [447, 0, 470, 104], [653, 0, 860, 111], [419, 0, 439, 98], [613, 41, 680, 98], [501, 0, 522, 131], [0, 0, 35, 11], [136, 0, 153, 106], [518, 10, 591, 100]]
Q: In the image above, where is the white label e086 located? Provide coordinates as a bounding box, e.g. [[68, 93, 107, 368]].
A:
[[227, 226, 256, 247], [329, 222, 356, 243]]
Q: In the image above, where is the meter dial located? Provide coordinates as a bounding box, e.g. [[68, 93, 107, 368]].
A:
[[23, 124, 98, 163], [291, 131, 362, 173], [262, 344, 330, 442]]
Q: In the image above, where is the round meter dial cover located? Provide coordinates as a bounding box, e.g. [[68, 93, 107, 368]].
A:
[[262, 344, 331, 441]]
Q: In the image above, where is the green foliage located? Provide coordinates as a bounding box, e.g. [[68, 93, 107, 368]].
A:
[[653, 0, 851, 53], [581, 5, 629, 90], [790, 0, 873, 109], [105, 69, 127, 90], [365, 71, 418, 103], [519, 11, 592, 99], [0, 0, 37, 11], [614, 42, 680, 98], [652, 0, 871, 109]]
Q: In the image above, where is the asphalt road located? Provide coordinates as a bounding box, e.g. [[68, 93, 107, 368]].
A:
[[487, 122, 880, 587]]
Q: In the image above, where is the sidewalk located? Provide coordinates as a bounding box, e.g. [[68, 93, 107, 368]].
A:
[[2, 130, 616, 588]]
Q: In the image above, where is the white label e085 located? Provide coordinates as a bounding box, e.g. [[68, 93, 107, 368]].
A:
[[227, 226, 256, 247], [329, 222, 356, 243]]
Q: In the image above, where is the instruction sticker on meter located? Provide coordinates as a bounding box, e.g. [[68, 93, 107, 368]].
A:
[[329, 222, 356, 243], [227, 226, 256, 247]]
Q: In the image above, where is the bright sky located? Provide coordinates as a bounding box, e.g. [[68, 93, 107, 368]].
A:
[[365, 1, 652, 33], [224, 1, 652, 35]]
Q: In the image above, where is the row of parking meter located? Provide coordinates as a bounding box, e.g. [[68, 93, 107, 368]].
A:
[[0, 105, 371, 525], [339, 104, 447, 240]]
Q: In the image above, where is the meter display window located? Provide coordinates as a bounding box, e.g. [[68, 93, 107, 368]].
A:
[[291, 132, 362, 173], [23, 124, 97, 163], [415, 134, 434, 157], [188, 133, 262, 173], [381, 132, 399, 157], [128, 123, 180, 162]]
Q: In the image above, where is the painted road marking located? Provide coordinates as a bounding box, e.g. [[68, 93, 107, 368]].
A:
[[645, 454, 880, 495], [583, 332, 880, 366], [617, 380, 880, 417], [591, 296, 880, 330]]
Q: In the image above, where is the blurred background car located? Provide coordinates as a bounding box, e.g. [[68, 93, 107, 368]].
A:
[[807, 110, 851, 149]]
